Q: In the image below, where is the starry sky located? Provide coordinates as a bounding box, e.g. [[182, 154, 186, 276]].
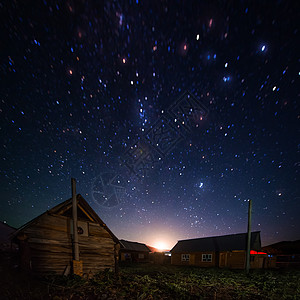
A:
[[1, 0, 299, 250]]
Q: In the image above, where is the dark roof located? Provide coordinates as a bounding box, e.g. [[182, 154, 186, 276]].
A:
[[120, 239, 151, 252], [171, 232, 261, 253], [262, 240, 300, 255], [13, 194, 119, 244]]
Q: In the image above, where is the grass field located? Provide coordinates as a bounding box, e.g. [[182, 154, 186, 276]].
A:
[[1, 263, 299, 299]]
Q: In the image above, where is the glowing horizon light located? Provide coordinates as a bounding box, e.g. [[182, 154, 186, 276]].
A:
[[154, 241, 168, 251]]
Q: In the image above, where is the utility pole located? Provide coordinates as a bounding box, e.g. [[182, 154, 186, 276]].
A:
[[245, 199, 252, 274], [71, 178, 83, 276], [71, 178, 79, 261]]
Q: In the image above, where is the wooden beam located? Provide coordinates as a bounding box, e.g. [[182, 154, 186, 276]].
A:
[[57, 203, 73, 215], [246, 199, 252, 274], [78, 204, 95, 222]]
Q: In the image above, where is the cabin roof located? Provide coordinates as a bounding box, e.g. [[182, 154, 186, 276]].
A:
[[120, 239, 151, 252], [13, 194, 119, 243], [170, 232, 261, 253]]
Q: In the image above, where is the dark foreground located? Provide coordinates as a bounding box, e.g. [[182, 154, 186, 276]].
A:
[[0, 263, 299, 299]]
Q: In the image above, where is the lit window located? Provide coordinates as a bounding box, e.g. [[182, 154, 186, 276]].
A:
[[202, 254, 212, 262], [181, 254, 190, 261]]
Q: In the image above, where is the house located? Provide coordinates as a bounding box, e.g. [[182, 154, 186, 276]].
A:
[[146, 245, 171, 265], [0, 221, 18, 267], [149, 252, 172, 265], [170, 231, 267, 269], [12, 194, 120, 275], [119, 239, 151, 262], [0, 221, 16, 252], [262, 240, 300, 268]]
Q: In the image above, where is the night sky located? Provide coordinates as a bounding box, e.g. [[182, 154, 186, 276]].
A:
[[1, 0, 299, 250]]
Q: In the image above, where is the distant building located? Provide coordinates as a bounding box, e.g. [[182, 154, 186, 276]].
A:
[[0, 221, 18, 268], [119, 239, 151, 262], [12, 194, 120, 275], [262, 240, 300, 268], [149, 251, 172, 265], [0, 221, 16, 252], [146, 245, 172, 265], [171, 231, 268, 269]]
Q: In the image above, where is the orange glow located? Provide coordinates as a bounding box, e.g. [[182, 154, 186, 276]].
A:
[[250, 250, 267, 255], [154, 241, 167, 251]]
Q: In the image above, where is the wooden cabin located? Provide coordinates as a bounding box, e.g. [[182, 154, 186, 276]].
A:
[[171, 231, 267, 269], [119, 239, 151, 262], [13, 194, 120, 275]]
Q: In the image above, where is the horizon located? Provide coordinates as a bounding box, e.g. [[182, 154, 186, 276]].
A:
[[2, 198, 298, 249]]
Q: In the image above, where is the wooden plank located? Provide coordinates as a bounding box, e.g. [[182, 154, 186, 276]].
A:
[[78, 235, 114, 245], [29, 242, 72, 251], [28, 237, 70, 245], [88, 223, 111, 238], [24, 214, 68, 232], [35, 214, 68, 231], [30, 251, 72, 256], [25, 228, 70, 242], [56, 203, 72, 215], [78, 204, 95, 222]]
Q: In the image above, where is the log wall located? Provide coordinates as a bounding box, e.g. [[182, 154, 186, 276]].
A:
[[227, 251, 246, 269], [171, 252, 216, 267], [171, 251, 266, 269], [19, 213, 117, 275]]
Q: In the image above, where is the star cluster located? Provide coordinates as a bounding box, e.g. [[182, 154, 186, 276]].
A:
[[0, 0, 299, 248]]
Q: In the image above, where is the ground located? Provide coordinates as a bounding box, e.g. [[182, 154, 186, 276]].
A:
[[0, 263, 299, 299]]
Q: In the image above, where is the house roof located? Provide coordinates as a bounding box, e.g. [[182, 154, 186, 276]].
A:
[[262, 240, 300, 255], [120, 239, 151, 252], [170, 232, 261, 253], [12, 194, 119, 244]]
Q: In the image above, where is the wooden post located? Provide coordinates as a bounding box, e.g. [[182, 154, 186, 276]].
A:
[[114, 243, 120, 275], [71, 178, 79, 261], [246, 199, 252, 274]]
